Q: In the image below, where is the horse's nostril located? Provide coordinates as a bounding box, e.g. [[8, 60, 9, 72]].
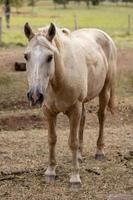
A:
[[27, 91, 32, 101], [38, 93, 44, 104], [27, 89, 44, 106]]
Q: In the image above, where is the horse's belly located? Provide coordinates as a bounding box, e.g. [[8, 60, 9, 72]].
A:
[[87, 79, 105, 100], [86, 64, 107, 101]]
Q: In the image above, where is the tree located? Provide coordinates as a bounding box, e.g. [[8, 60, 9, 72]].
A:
[[53, 0, 69, 9], [91, 0, 100, 5], [11, 0, 23, 7], [0, 0, 23, 7], [1, 0, 24, 13], [28, 0, 35, 6], [27, 0, 36, 13], [85, 0, 90, 7]]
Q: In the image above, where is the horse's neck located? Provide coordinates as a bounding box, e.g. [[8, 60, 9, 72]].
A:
[[52, 34, 71, 89]]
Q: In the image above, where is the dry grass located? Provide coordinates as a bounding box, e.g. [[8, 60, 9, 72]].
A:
[[0, 111, 133, 200]]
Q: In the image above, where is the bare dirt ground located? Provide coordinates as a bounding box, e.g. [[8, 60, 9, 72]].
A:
[[0, 47, 133, 200]]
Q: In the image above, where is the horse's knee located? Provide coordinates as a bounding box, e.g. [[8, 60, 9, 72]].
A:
[[48, 135, 57, 146], [68, 138, 78, 151]]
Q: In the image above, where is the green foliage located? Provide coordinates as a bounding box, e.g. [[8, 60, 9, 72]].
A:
[[28, 0, 35, 6], [53, 0, 69, 8], [0, 0, 38, 6], [11, 0, 23, 7], [0, 0, 23, 7], [53, 0, 100, 7], [1, 3, 133, 48], [91, 0, 100, 5]]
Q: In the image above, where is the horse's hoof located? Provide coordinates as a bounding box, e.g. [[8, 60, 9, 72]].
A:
[[95, 153, 105, 161], [70, 182, 81, 190], [70, 174, 81, 190], [45, 175, 56, 183]]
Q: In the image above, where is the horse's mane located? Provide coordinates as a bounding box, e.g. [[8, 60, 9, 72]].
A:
[[36, 25, 71, 54]]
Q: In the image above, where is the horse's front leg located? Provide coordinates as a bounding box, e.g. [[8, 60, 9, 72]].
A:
[[44, 108, 57, 182], [67, 102, 82, 187]]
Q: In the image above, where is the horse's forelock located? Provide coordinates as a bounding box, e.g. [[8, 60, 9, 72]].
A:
[[35, 27, 64, 55], [36, 34, 58, 53]]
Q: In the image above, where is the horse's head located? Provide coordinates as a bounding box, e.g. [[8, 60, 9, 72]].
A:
[[24, 22, 56, 106]]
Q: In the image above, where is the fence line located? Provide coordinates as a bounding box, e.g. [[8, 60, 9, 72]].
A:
[[0, 17, 2, 45], [73, 14, 132, 34], [127, 14, 131, 35], [74, 15, 78, 30], [0, 15, 132, 45]]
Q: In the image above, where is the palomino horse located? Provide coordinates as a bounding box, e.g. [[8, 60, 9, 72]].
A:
[[24, 23, 117, 187]]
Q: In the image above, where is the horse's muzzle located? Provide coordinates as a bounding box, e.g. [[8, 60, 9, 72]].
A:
[[27, 88, 44, 106]]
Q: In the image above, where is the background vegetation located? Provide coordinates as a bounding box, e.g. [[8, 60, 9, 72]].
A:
[[0, 1, 133, 47]]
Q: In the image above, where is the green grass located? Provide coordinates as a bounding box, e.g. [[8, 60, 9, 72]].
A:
[[1, 3, 133, 47]]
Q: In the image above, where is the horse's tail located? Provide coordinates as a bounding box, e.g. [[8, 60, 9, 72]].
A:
[[107, 37, 117, 115], [108, 84, 115, 115]]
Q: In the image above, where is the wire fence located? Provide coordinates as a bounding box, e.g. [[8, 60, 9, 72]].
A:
[[0, 14, 133, 45]]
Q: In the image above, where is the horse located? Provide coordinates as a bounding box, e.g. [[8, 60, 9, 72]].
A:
[[24, 22, 117, 187]]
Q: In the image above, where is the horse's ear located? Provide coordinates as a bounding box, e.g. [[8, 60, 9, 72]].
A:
[[46, 23, 56, 41], [24, 22, 34, 41]]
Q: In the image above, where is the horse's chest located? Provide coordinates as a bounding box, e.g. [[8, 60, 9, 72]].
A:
[[45, 87, 79, 113]]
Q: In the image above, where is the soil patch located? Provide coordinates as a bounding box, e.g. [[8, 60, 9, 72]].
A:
[[0, 115, 45, 131]]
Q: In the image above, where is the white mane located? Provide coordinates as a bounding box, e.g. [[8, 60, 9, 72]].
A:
[[36, 25, 71, 54]]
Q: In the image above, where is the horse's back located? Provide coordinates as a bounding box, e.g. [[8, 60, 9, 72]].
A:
[[71, 28, 117, 101], [72, 28, 117, 63]]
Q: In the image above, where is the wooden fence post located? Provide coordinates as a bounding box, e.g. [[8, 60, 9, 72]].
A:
[[0, 17, 2, 45], [74, 15, 78, 30], [127, 14, 131, 35]]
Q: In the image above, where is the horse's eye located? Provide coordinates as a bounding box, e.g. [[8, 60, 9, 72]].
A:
[[24, 53, 29, 61], [47, 55, 53, 63]]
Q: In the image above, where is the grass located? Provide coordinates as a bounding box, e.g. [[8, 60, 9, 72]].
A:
[[1, 2, 133, 47], [0, 117, 133, 199], [0, 72, 28, 109], [116, 70, 133, 96]]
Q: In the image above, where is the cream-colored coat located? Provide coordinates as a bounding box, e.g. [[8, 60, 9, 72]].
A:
[[44, 28, 117, 113], [24, 23, 117, 186]]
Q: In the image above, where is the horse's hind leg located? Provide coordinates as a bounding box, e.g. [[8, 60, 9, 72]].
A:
[[78, 103, 86, 161], [95, 86, 110, 160]]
